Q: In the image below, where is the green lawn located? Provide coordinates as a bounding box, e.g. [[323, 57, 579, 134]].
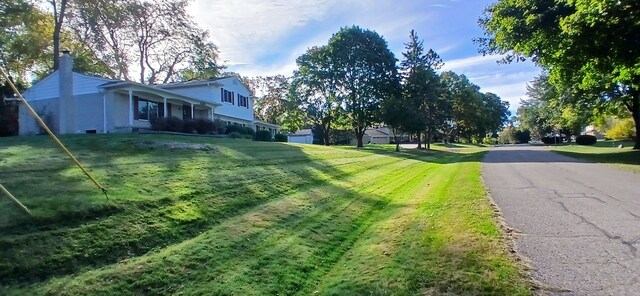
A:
[[552, 140, 640, 173], [0, 134, 530, 295]]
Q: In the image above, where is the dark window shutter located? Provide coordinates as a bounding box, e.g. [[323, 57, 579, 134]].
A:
[[221, 88, 224, 102], [159, 102, 165, 117], [167, 103, 172, 117], [133, 96, 139, 120]]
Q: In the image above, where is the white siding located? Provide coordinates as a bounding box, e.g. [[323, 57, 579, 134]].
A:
[[75, 93, 105, 133], [109, 93, 131, 132], [166, 85, 214, 103], [288, 135, 313, 144], [162, 77, 254, 122], [22, 71, 114, 101], [215, 77, 253, 122], [18, 98, 59, 135]]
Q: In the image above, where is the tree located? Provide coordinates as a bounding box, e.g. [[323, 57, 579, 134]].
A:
[[518, 73, 592, 141], [247, 75, 290, 125], [178, 34, 225, 81], [69, 0, 223, 84], [380, 83, 405, 152], [398, 30, 446, 150], [480, 92, 510, 138], [290, 46, 342, 145], [1, 0, 113, 80], [478, 0, 640, 149], [441, 71, 483, 142], [329, 26, 400, 148], [50, 0, 68, 70], [0, 77, 22, 136], [1, 0, 49, 81], [441, 71, 509, 142]]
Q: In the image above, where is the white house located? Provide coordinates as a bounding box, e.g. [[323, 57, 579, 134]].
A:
[[287, 129, 314, 144], [19, 51, 281, 136]]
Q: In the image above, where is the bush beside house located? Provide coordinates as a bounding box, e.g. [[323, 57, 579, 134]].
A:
[[150, 116, 257, 139], [575, 135, 597, 145], [255, 130, 272, 141], [274, 133, 287, 142]]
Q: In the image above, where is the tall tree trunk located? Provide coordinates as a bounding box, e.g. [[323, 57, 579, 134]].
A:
[[321, 122, 331, 146], [52, 0, 68, 70], [426, 129, 431, 150], [630, 95, 640, 150], [355, 127, 365, 148], [395, 135, 400, 152], [416, 131, 422, 149]]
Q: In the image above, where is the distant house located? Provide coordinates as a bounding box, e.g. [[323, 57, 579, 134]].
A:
[[349, 127, 410, 145], [19, 51, 281, 136], [287, 129, 313, 144]]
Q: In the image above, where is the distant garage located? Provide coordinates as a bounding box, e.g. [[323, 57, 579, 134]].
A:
[[287, 129, 313, 144]]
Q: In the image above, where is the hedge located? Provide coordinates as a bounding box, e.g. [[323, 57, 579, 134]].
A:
[[576, 135, 597, 145]]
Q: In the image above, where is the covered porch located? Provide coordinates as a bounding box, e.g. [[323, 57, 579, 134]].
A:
[[100, 82, 220, 132]]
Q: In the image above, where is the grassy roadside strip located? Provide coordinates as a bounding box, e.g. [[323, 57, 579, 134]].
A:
[[315, 151, 530, 295], [551, 141, 640, 173]]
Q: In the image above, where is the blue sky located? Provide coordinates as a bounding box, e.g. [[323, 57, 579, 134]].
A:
[[188, 0, 540, 112]]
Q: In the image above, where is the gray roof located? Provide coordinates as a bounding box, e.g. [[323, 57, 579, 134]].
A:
[[365, 128, 390, 137], [290, 129, 312, 136], [158, 77, 226, 89]]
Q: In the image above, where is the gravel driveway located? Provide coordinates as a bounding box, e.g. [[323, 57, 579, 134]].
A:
[[482, 145, 640, 295]]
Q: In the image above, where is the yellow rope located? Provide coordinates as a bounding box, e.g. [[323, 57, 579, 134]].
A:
[[0, 184, 31, 216], [1, 67, 108, 199]]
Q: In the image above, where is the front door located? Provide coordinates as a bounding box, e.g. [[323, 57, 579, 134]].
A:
[[182, 104, 191, 119]]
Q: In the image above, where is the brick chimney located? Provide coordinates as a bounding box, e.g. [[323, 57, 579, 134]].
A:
[[58, 50, 75, 134]]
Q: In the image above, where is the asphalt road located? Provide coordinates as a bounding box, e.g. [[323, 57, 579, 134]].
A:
[[482, 146, 640, 295]]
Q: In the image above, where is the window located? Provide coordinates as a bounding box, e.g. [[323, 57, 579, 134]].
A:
[[221, 88, 234, 104], [237, 94, 249, 108], [137, 98, 158, 120]]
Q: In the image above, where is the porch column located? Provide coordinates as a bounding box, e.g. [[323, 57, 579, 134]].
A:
[[210, 107, 214, 120], [102, 92, 107, 133], [128, 90, 133, 126], [190, 103, 194, 119], [163, 97, 168, 118]]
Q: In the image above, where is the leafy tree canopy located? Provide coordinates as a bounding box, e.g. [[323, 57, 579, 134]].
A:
[[478, 0, 640, 148]]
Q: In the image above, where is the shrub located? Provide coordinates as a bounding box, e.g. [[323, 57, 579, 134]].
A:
[[149, 116, 165, 131], [605, 118, 635, 140], [213, 119, 225, 134], [182, 119, 195, 133], [164, 117, 184, 132], [193, 118, 215, 134], [255, 130, 272, 141], [244, 127, 256, 137], [483, 136, 497, 145], [36, 108, 54, 135], [228, 132, 243, 138], [575, 135, 597, 145], [274, 133, 287, 142], [225, 124, 245, 134], [541, 136, 562, 144], [515, 130, 531, 144]]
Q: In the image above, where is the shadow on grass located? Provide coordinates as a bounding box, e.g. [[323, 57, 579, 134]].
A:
[[0, 134, 418, 287], [0, 134, 529, 295], [554, 150, 640, 167]]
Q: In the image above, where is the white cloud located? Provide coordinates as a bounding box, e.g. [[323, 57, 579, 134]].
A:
[[481, 81, 530, 112], [188, 0, 338, 65], [441, 54, 504, 72]]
